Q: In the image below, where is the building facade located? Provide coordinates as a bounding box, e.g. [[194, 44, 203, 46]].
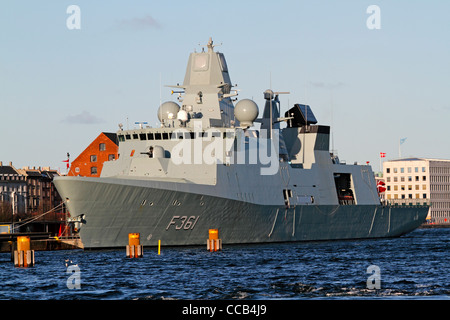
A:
[[0, 162, 66, 234], [68, 132, 118, 177], [383, 158, 450, 224], [16, 167, 63, 215], [0, 162, 27, 223]]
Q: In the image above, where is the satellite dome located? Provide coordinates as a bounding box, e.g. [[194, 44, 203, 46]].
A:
[[234, 99, 259, 127], [177, 109, 188, 122], [157, 101, 180, 122]]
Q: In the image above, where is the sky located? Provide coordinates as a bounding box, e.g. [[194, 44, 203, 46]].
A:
[[1, 0, 449, 173]]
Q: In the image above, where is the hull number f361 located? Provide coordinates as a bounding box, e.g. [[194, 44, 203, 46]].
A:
[[166, 216, 200, 231]]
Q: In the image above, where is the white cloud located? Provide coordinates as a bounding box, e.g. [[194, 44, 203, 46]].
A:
[[62, 110, 105, 124], [117, 15, 161, 29]]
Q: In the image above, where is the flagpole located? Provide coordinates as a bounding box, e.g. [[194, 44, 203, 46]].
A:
[[380, 154, 382, 174]]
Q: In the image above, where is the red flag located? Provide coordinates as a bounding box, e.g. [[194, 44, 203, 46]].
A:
[[62, 159, 69, 169], [377, 180, 386, 193], [380, 152, 386, 158]]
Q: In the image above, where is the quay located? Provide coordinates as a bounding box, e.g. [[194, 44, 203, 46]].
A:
[[0, 232, 83, 253]]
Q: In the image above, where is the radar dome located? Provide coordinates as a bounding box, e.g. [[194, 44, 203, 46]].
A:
[[234, 99, 259, 127], [177, 109, 188, 122], [158, 101, 180, 122]]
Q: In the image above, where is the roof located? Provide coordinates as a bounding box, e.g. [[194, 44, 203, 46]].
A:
[[0, 166, 18, 175], [102, 132, 118, 145], [387, 157, 450, 163], [23, 170, 42, 177]]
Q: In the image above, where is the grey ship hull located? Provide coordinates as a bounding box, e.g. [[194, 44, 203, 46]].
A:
[[54, 176, 428, 249]]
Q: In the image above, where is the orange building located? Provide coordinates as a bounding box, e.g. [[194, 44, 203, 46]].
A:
[[68, 132, 118, 177]]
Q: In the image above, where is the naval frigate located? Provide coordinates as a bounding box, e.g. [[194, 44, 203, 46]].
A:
[[53, 38, 429, 249]]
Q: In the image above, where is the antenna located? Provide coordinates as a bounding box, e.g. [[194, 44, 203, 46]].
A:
[[199, 37, 222, 53], [330, 87, 335, 154], [135, 121, 148, 129], [159, 72, 162, 127], [159, 72, 162, 107]]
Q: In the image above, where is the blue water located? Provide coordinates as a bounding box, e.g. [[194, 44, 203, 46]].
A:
[[0, 228, 448, 300]]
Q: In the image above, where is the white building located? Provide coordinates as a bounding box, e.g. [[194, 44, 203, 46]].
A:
[[383, 158, 450, 224]]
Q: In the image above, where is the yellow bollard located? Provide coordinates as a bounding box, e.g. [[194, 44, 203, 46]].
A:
[[14, 236, 34, 267], [126, 233, 143, 258], [17, 236, 30, 252], [209, 229, 219, 240], [158, 240, 161, 255], [207, 229, 222, 252]]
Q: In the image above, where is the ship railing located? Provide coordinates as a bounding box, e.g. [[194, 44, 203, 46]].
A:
[[381, 199, 431, 208]]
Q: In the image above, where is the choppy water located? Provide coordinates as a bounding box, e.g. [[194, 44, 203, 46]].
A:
[[0, 228, 448, 300]]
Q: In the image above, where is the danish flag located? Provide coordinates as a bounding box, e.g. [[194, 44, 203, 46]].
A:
[[380, 152, 386, 158], [377, 180, 386, 193]]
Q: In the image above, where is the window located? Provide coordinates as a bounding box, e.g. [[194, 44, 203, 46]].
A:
[[415, 167, 419, 173], [415, 176, 419, 181], [408, 176, 412, 181], [422, 176, 426, 181], [408, 167, 412, 173], [99, 143, 106, 151], [401, 168, 404, 173], [423, 194, 427, 199], [422, 167, 426, 172], [91, 167, 98, 175], [90, 155, 97, 162], [394, 168, 398, 173], [386, 168, 390, 173]]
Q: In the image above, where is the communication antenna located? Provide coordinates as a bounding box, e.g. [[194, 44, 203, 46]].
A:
[[199, 37, 222, 52], [330, 87, 335, 154], [135, 121, 148, 129]]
